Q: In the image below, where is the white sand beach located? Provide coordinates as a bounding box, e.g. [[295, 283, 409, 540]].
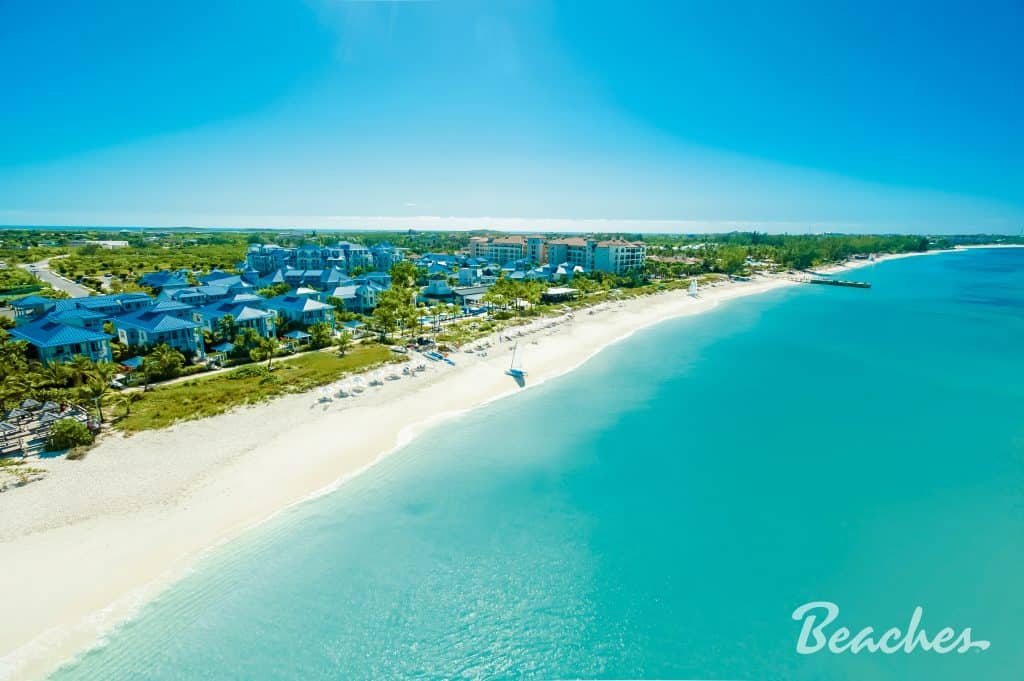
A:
[[0, 250, 950, 680]]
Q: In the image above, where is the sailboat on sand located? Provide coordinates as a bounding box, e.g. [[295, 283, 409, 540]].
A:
[[506, 342, 527, 379]]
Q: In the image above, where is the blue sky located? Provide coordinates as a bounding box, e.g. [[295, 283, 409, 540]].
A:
[[1, 0, 1021, 233]]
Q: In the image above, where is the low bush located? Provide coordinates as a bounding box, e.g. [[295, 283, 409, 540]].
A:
[[46, 419, 94, 451], [227, 364, 269, 380]]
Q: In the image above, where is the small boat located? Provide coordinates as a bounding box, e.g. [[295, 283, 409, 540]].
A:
[[688, 279, 698, 297], [506, 342, 527, 379]]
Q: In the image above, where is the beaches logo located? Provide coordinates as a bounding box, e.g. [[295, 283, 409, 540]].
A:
[[792, 601, 990, 654]]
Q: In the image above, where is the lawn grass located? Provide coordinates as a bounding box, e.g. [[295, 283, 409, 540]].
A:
[[115, 345, 393, 433]]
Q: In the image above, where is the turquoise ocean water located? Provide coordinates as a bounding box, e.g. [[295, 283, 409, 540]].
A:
[[52, 248, 1023, 680]]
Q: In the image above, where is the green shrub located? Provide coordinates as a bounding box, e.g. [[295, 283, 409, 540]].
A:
[[227, 364, 269, 380], [179, 364, 209, 377], [46, 419, 94, 451]]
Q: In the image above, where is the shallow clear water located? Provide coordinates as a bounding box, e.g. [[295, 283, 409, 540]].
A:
[[52, 248, 1024, 680]]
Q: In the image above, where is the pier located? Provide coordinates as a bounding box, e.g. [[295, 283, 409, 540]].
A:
[[807, 278, 871, 289]]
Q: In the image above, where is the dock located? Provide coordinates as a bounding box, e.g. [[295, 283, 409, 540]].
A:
[[807, 278, 871, 289]]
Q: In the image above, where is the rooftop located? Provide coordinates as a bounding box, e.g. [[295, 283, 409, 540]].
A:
[[115, 309, 202, 333], [9, 318, 112, 348]]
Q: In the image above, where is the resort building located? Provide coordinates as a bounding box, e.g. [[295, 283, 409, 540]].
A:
[[245, 242, 386, 278], [157, 286, 232, 307], [11, 293, 155, 326], [327, 277, 387, 313], [526, 235, 546, 264], [192, 301, 277, 338], [263, 294, 335, 330], [546, 237, 593, 270], [593, 239, 647, 274], [8, 295, 61, 325], [68, 239, 129, 249], [9, 317, 113, 365], [113, 310, 206, 358], [370, 243, 405, 271], [245, 244, 291, 276], [468, 237, 489, 259]]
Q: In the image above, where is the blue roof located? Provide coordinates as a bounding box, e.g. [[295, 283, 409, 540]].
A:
[[205, 274, 244, 287], [194, 301, 274, 323], [120, 356, 145, 369], [49, 308, 107, 324], [138, 271, 190, 288], [265, 294, 333, 313], [342, 320, 365, 328], [211, 342, 235, 353], [115, 309, 202, 333], [9, 319, 112, 348], [283, 330, 311, 339], [10, 295, 56, 308], [149, 299, 195, 313], [197, 269, 229, 283], [49, 292, 152, 314]]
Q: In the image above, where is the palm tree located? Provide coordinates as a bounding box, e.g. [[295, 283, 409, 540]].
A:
[[251, 336, 280, 368], [80, 378, 111, 423], [88, 360, 117, 385], [262, 337, 280, 368], [69, 355, 94, 386], [147, 345, 185, 380], [39, 362, 72, 389], [217, 314, 236, 343], [335, 331, 353, 357]]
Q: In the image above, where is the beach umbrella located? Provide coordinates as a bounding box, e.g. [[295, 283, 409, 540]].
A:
[[7, 408, 29, 421], [41, 401, 60, 412], [39, 412, 60, 425], [21, 398, 41, 410]]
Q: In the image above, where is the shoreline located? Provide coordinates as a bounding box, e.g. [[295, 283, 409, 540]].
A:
[[0, 247, 968, 680]]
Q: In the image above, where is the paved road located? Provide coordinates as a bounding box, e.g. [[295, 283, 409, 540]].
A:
[[19, 258, 93, 298]]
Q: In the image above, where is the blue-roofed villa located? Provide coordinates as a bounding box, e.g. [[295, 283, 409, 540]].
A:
[[113, 310, 206, 359], [192, 301, 277, 338], [9, 318, 113, 365], [263, 294, 335, 330], [9, 295, 59, 325]]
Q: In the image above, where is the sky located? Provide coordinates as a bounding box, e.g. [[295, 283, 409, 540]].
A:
[[0, 0, 1022, 234]]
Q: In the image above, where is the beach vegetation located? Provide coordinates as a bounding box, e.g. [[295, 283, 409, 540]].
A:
[[372, 286, 419, 342], [335, 331, 353, 356], [142, 345, 186, 384], [250, 336, 281, 368], [0, 458, 47, 489], [308, 322, 333, 349], [46, 418, 94, 451], [115, 345, 393, 432]]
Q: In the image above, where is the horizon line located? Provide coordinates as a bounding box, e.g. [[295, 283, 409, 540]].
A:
[[1, 214, 1021, 236]]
